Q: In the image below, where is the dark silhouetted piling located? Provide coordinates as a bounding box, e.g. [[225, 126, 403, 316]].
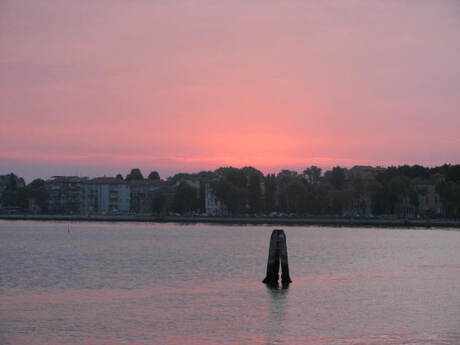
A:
[[263, 229, 292, 285]]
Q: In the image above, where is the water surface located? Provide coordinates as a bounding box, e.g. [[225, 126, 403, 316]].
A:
[[1, 221, 459, 345]]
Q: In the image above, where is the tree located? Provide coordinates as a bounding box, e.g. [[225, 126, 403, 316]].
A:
[[350, 176, 367, 216], [264, 174, 277, 213], [329, 190, 353, 215], [172, 182, 200, 214], [1, 173, 27, 209], [212, 179, 246, 215], [277, 170, 298, 182], [125, 168, 144, 181], [432, 164, 460, 184], [148, 171, 160, 180], [303, 166, 322, 184], [27, 179, 49, 211], [168, 173, 193, 183], [310, 183, 330, 214], [279, 179, 309, 214], [275, 170, 312, 214], [326, 167, 347, 190], [115, 174, 124, 180], [388, 176, 412, 216], [241, 166, 263, 178], [211, 167, 248, 215], [195, 171, 217, 181], [408, 189, 420, 215], [151, 191, 167, 215], [436, 181, 460, 217], [248, 173, 262, 213], [369, 180, 392, 215], [220, 167, 246, 188]]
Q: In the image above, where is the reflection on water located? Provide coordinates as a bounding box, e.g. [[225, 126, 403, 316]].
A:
[[265, 284, 289, 345], [1, 221, 460, 345]]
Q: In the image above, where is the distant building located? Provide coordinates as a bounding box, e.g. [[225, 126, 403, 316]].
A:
[[46, 176, 87, 214], [27, 198, 41, 214], [346, 195, 373, 217], [344, 166, 385, 217], [82, 177, 130, 214], [413, 178, 442, 215], [394, 197, 416, 218], [128, 179, 163, 213], [205, 184, 228, 216], [348, 166, 385, 181]]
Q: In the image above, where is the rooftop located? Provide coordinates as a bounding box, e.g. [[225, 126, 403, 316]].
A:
[[86, 177, 127, 185], [48, 176, 88, 183]]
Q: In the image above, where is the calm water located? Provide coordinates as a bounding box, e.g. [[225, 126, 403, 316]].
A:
[[1, 221, 460, 345]]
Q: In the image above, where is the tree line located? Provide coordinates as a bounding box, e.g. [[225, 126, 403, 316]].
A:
[[1, 164, 460, 217], [164, 164, 460, 217]]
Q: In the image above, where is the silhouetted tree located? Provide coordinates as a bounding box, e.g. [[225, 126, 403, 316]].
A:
[[281, 179, 309, 214], [370, 180, 391, 215], [219, 167, 246, 188], [172, 182, 200, 214], [151, 191, 167, 215], [276, 171, 306, 214], [388, 176, 411, 214], [126, 168, 144, 181], [432, 164, 460, 184], [329, 190, 352, 215], [436, 181, 460, 217], [310, 183, 330, 214], [326, 167, 347, 190], [248, 173, 262, 213], [210, 167, 248, 214], [1, 173, 27, 209], [148, 171, 160, 180], [349, 176, 367, 215], [241, 166, 263, 178], [303, 166, 322, 184], [264, 174, 277, 213], [27, 179, 49, 211], [168, 173, 193, 183]]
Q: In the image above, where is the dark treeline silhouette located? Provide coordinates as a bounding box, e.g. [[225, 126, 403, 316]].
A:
[[0, 173, 47, 212], [1, 164, 460, 218]]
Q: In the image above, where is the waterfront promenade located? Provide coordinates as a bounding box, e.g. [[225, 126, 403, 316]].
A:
[[1, 214, 459, 228]]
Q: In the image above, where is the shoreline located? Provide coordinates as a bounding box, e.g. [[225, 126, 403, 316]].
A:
[[1, 214, 460, 228]]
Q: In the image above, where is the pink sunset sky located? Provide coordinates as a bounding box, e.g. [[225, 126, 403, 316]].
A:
[[1, 0, 459, 182]]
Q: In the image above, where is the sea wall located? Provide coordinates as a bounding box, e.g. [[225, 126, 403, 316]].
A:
[[1, 215, 460, 228]]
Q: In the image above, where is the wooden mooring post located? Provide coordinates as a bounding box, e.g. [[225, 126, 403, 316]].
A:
[[263, 229, 292, 286]]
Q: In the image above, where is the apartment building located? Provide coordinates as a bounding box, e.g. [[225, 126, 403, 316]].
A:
[[46, 176, 87, 214], [129, 179, 162, 213], [82, 177, 130, 214]]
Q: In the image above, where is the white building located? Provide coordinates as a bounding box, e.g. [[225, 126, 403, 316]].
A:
[[205, 183, 228, 216], [82, 177, 130, 214]]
